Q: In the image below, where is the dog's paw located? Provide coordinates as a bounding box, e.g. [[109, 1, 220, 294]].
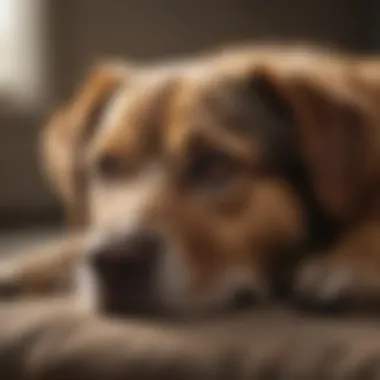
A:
[[293, 256, 380, 312]]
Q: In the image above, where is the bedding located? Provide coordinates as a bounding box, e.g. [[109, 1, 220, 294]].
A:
[[1, 298, 380, 380]]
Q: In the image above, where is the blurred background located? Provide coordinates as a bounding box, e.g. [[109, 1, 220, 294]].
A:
[[0, 0, 376, 243]]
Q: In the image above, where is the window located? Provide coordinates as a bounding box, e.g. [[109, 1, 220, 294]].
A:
[[0, 0, 46, 108]]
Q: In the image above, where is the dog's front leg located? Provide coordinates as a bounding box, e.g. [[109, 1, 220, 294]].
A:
[[294, 220, 380, 311]]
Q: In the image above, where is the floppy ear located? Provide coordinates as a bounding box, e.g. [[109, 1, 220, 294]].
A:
[[251, 66, 375, 221], [40, 63, 129, 228]]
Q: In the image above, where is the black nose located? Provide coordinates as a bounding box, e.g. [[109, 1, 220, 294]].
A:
[[90, 229, 162, 284], [231, 287, 258, 310]]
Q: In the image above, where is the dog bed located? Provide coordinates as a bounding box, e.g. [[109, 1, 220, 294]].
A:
[[1, 298, 380, 380]]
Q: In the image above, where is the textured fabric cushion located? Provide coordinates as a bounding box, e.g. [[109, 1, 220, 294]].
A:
[[1, 299, 380, 380]]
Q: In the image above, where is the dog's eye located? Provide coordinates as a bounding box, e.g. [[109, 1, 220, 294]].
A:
[[95, 154, 124, 179], [187, 151, 238, 189]]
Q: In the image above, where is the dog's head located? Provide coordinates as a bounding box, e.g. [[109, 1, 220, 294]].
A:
[[41, 47, 376, 316]]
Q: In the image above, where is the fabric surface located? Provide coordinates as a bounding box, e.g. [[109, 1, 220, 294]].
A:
[[1, 299, 380, 379]]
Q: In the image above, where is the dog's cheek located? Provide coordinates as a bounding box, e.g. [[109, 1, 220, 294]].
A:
[[243, 180, 306, 269], [155, 240, 196, 311], [154, 196, 233, 309], [156, 191, 267, 309]]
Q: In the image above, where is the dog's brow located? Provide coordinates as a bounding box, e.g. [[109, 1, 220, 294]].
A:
[[191, 123, 260, 163]]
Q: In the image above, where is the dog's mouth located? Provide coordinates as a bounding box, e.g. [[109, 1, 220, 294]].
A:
[[84, 229, 263, 318], [95, 264, 162, 317], [99, 292, 158, 318], [95, 271, 261, 320]]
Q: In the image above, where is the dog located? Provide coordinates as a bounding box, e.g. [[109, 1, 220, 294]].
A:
[[1, 45, 379, 316]]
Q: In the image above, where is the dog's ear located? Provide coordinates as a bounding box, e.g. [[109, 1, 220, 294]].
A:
[[41, 63, 129, 228], [247, 65, 374, 221]]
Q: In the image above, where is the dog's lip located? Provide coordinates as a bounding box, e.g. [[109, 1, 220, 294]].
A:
[[100, 292, 161, 318]]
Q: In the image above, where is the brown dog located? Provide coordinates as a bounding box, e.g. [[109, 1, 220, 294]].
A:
[[2, 46, 380, 316]]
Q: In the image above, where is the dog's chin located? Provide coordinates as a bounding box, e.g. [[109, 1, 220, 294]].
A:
[[98, 291, 261, 322], [74, 262, 159, 318], [97, 301, 243, 323], [93, 290, 208, 320], [76, 284, 252, 322], [74, 265, 260, 320], [97, 288, 164, 319]]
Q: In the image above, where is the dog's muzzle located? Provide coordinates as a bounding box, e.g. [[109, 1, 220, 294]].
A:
[[89, 229, 163, 315]]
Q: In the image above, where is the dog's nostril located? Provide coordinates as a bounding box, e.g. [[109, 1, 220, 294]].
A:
[[127, 231, 162, 260], [90, 230, 162, 276], [232, 287, 258, 310]]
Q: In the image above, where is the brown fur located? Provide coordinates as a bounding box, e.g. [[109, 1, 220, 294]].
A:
[[3, 46, 380, 313]]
